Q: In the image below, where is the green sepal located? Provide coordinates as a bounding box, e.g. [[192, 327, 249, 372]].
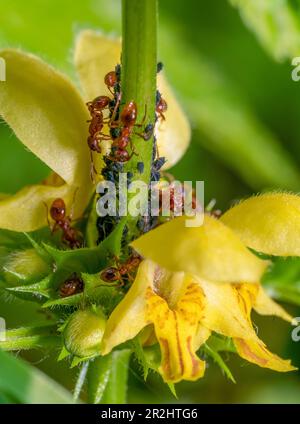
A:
[[6, 274, 52, 303]]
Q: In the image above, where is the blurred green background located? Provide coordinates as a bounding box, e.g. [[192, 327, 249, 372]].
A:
[[1, 0, 300, 403]]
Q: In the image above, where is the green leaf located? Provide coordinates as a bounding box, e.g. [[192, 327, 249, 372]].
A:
[[203, 344, 236, 383], [44, 217, 127, 276], [102, 349, 131, 404], [205, 334, 236, 353], [230, 0, 300, 62], [6, 275, 52, 303], [0, 350, 74, 403], [131, 337, 149, 380], [87, 355, 113, 404]]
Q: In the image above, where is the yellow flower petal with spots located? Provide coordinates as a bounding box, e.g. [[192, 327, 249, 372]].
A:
[[74, 30, 190, 169], [221, 193, 300, 256], [146, 281, 206, 383], [131, 215, 267, 283], [0, 49, 93, 231], [234, 337, 296, 372], [200, 281, 296, 372]]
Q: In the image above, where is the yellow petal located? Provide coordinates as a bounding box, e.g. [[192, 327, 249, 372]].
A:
[[234, 338, 296, 372], [101, 260, 156, 355], [146, 279, 206, 382], [198, 280, 296, 372], [0, 183, 78, 232], [131, 215, 267, 283], [254, 285, 293, 323], [221, 193, 300, 256], [197, 278, 257, 339], [0, 49, 93, 230], [74, 30, 190, 169]]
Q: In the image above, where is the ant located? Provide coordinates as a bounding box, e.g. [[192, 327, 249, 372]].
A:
[[109, 101, 154, 162], [156, 91, 168, 121], [100, 254, 142, 285], [46, 196, 82, 249], [86, 94, 122, 179], [59, 274, 84, 297], [104, 71, 117, 95]]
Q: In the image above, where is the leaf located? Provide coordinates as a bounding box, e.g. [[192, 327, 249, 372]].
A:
[[44, 217, 127, 276], [0, 350, 74, 403], [203, 343, 236, 383], [230, 0, 300, 62], [131, 337, 149, 380], [101, 349, 131, 404], [87, 355, 113, 404], [6, 275, 52, 303]]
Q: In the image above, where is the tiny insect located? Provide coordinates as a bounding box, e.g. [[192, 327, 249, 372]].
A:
[[156, 97, 168, 120], [59, 274, 84, 297], [100, 254, 142, 285], [104, 71, 117, 94], [47, 197, 82, 249]]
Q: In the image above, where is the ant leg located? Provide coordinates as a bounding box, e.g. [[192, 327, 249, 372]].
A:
[[90, 151, 98, 183], [109, 91, 122, 126]]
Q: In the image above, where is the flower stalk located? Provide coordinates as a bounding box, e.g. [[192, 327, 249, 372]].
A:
[[121, 0, 158, 187]]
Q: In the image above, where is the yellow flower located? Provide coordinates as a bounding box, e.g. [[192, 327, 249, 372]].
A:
[[0, 31, 190, 232], [102, 193, 299, 383]]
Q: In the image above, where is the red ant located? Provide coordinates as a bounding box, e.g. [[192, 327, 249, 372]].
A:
[[108, 101, 148, 162], [156, 97, 168, 120], [46, 196, 82, 249], [59, 274, 84, 297], [100, 254, 142, 285], [104, 71, 117, 95]]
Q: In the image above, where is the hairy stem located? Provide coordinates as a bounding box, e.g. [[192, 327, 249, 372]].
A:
[[121, 0, 157, 187]]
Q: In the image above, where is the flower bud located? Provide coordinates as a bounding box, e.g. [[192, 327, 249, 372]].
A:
[[63, 307, 106, 358], [4, 248, 50, 284]]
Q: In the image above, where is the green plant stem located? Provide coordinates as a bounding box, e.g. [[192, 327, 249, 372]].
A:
[[121, 0, 157, 188]]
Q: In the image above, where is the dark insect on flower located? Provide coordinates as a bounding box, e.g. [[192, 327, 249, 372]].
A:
[[137, 162, 144, 174], [157, 61, 164, 73], [48, 197, 82, 249], [153, 157, 166, 171], [59, 274, 84, 297], [100, 254, 142, 285]]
